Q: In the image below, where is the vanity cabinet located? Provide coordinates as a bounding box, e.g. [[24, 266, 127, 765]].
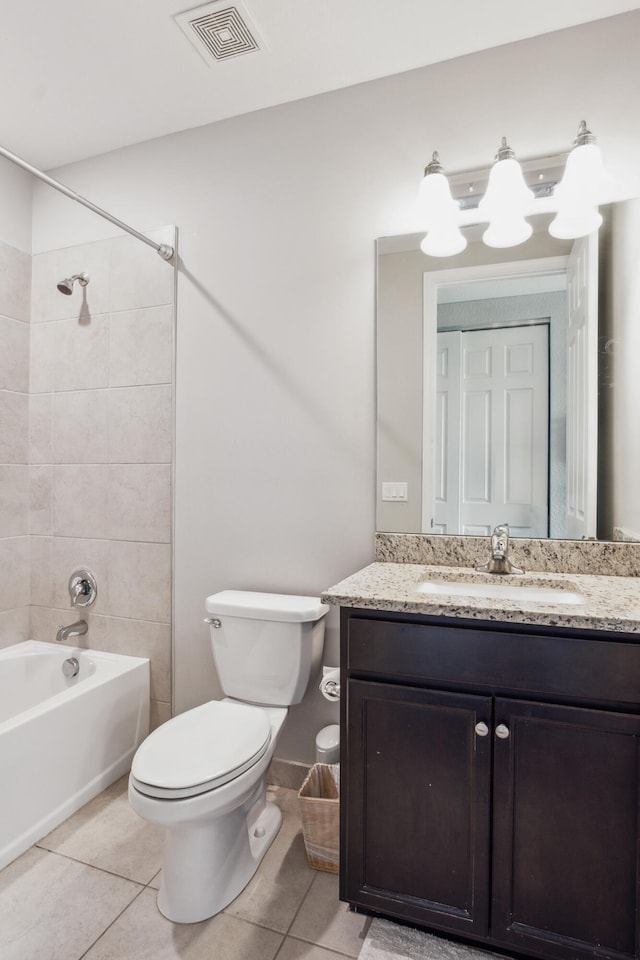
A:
[[340, 608, 640, 960]]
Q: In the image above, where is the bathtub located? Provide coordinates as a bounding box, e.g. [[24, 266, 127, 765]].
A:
[[0, 639, 150, 870]]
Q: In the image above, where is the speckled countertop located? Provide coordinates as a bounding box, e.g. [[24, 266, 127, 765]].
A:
[[321, 563, 640, 634]]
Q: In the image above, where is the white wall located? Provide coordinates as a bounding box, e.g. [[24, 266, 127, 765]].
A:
[[30, 10, 640, 761]]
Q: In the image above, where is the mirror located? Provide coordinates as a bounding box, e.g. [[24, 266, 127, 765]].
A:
[[376, 199, 640, 542]]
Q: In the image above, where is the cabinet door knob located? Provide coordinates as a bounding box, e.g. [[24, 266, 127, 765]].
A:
[[474, 722, 489, 737], [495, 723, 510, 739]]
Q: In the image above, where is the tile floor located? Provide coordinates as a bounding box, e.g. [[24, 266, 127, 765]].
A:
[[0, 777, 370, 960]]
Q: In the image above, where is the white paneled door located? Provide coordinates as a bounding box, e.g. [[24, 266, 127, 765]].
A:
[[434, 324, 549, 537]]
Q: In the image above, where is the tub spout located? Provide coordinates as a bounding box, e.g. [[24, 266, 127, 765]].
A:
[[56, 619, 88, 643]]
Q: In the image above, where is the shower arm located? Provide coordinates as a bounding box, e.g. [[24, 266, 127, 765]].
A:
[[0, 144, 174, 261]]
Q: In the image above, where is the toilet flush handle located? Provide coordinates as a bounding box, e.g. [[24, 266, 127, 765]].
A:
[[204, 617, 221, 628]]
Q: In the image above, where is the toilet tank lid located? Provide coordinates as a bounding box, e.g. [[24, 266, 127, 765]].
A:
[[206, 590, 329, 622]]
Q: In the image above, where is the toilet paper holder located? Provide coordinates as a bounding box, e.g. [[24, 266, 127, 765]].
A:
[[319, 666, 340, 701]]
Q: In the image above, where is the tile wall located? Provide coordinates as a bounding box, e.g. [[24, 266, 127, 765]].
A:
[[0, 241, 32, 644], [0, 227, 176, 726]]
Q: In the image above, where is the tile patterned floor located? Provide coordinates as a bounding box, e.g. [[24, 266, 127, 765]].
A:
[[0, 777, 370, 960]]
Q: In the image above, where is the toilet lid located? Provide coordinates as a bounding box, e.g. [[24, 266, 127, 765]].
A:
[[131, 700, 272, 800]]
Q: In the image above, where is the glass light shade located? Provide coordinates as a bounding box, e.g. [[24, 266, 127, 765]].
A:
[[418, 171, 460, 229], [482, 216, 533, 249], [548, 204, 603, 240], [478, 157, 534, 220], [555, 142, 612, 205], [420, 224, 468, 258]]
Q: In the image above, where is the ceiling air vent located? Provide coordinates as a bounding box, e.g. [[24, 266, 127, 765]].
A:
[[174, 2, 264, 64]]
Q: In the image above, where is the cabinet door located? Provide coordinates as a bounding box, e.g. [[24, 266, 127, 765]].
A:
[[492, 698, 640, 960], [343, 679, 492, 935]]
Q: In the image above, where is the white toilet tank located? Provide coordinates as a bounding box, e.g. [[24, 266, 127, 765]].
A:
[[205, 591, 329, 706]]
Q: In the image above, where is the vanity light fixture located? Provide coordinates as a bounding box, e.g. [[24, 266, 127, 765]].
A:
[[549, 121, 612, 239], [418, 152, 467, 257], [419, 122, 611, 257], [478, 137, 534, 249]]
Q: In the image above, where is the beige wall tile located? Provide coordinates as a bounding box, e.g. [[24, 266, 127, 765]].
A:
[[31, 241, 111, 323], [0, 537, 29, 611], [109, 232, 175, 313], [108, 464, 171, 542], [29, 393, 53, 464], [0, 391, 28, 463], [109, 305, 173, 387], [150, 699, 172, 730], [105, 616, 171, 701], [53, 390, 109, 463], [29, 465, 53, 534], [0, 607, 30, 647], [29, 321, 56, 394], [51, 538, 109, 614], [0, 465, 29, 537], [108, 385, 172, 463], [30, 536, 53, 607], [107, 540, 171, 622], [54, 314, 110, 391], [0, 241, 30, 323], [53, 464, 109, 539], [0, 317, 28, 392], [30, 604, 60, 642]]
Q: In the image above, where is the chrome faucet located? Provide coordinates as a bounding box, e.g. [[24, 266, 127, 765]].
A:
[[476, 524, 524, 575], [56, 619, 88, 643]]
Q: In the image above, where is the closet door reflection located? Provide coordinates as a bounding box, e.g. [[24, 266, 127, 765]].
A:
[[432, 324, 549, 537]]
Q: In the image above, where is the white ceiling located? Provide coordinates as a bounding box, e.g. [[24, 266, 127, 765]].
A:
[[2, 0, 638, 170]]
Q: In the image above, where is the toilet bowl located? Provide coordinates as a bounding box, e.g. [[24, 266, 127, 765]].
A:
[[128, 590, 328, 923]]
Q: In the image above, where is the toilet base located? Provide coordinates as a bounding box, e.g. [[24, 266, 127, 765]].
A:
[[156, 783, 282, 923]]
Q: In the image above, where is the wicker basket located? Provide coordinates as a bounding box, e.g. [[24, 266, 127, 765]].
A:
[[298, 763, 340, 873]]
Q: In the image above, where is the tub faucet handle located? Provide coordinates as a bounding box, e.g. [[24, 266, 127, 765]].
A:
[[69, 568, 98, 608]]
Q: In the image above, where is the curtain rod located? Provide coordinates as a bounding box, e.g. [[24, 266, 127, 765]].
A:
[[0, 144, 174, 261]]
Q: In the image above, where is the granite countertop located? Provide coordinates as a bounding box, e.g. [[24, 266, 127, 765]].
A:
[[321, 563, 640, 634]]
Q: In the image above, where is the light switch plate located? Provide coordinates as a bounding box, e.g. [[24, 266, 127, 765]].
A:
[[382, 481, 408, 502]]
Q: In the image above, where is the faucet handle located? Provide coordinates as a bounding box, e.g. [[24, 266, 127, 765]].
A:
[[68, 568, 98, 608]]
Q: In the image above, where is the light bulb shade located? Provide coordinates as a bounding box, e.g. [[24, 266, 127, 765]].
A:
[[555, 142, 612, 206], [548, 204, 603, 240], [478, 157, 534, 220], [482, 216, 533, 249], [418, 171, 460, 229], [420, 224, 468, 258]]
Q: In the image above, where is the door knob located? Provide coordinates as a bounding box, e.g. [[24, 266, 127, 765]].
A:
[[495, 723, 510, 739], [474, 722, 489, 737]]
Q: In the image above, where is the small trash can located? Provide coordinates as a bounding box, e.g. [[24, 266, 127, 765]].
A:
[[298, 763, 340, 874]]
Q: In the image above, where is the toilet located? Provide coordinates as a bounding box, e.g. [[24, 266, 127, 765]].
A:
[[128, 590, 329, 924]]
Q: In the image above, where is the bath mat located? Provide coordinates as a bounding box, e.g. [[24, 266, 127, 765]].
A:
[[359, 918, 508, 960]]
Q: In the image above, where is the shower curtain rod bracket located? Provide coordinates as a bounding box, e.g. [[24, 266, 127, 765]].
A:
[[0, 143, 175, 262]]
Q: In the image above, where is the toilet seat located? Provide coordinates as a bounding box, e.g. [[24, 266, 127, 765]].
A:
[[131, 700, 272, 800]]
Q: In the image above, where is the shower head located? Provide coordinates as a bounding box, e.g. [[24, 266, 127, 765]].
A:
[[57, 272, 89, 295]]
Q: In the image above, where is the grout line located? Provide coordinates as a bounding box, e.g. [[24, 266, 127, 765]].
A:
[[76, 884, 148, 960], [276, 933, 365, 959], [33, 844, 155, 888], [282, 869, 317, 937]]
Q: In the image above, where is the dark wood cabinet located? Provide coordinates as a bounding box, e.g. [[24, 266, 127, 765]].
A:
[[340, 608, 640, 960]]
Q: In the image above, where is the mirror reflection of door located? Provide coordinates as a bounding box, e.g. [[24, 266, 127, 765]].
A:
[[422, 258, 571, 539], [434, 324, 549, 537]]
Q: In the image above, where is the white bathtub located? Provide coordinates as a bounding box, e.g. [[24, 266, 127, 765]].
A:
[[0, 639, 150, 870]]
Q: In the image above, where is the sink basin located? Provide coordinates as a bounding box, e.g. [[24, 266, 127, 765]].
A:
[[416, 579, 585, 606]]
